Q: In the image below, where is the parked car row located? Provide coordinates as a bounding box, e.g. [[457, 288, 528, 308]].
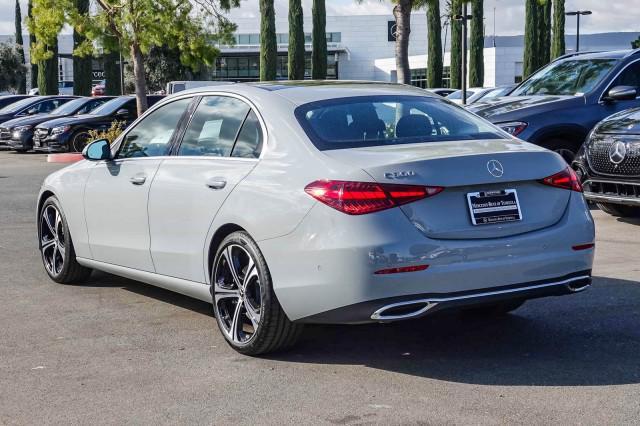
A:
[[0, 94, 164, 153]]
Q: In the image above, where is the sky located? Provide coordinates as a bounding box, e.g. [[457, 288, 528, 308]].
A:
[[0, 0, 637, 37]]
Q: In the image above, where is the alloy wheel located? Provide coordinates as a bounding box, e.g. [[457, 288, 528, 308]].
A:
[[213, 244, 263, 345], [72, 132, 90, 153], [40, 205, 66, 276]]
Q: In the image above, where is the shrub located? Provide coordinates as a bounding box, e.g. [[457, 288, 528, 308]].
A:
[[88, 121, 125, 144]]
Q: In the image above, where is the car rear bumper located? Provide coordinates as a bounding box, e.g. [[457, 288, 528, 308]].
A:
[[259, 192, 595, 323]]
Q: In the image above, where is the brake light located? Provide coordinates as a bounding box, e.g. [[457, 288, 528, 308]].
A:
[[374, 265, 429, 275], [304, 180, 444, 215], [539, 167, 583, 192]]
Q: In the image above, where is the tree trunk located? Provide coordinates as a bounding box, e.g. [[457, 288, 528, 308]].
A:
[[468, 0, 484, 87], [393, 0, 411, 85], [15, 0, 26, 94], [27, 0, 37, 90], [288, 0, 305, 80], [130, 42, 148, 115], [551, 0, 566, 59], [450, 0, 462, 89], [259, 0, 277, 80], [72, 0, 92, 96], [523, 0, 539, 78], [37, 44, 58, 95], [311, 0, 327, 79], [426, 0, 442, 88]]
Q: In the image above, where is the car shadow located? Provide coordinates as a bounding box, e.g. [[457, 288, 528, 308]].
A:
[[616, 216, 640, 226], [83, 272, 640, 386]]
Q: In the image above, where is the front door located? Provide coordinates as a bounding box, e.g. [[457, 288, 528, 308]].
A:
[[148, 95, 264, 283], [84, 97, 192, 271]]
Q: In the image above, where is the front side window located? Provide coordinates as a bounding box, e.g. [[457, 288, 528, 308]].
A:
[[610, 61, 640, 92], [511, 58, 618, 96], [117, 98, 191, 159], [296, 95, 505, 151], [178, 96, 250, 157]]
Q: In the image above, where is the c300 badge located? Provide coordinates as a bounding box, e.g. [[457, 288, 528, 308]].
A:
[[384, 171, 416, 179]]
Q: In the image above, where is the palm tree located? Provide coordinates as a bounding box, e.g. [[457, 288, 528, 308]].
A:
[[311, 0, 327, 79], [392, 0, 413, 84], [260, 0, 277, 80], [288, 0, 305, 80], [425, 0, 442, 88]]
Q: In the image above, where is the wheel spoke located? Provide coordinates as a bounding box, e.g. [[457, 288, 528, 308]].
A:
[[41, 239, 55, 252], [43, 208, 56, 236], [241, 257, 257, 291], [214, 283, 240, 301], [223, 246, 242, 289], [230, 299, 244, 343], [57, 241, 66, 257], [52, 247, 58, 274], [244, 300, 261, 329]]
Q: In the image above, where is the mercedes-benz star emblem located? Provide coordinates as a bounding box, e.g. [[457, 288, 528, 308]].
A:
[[609, 141, 627, 165], [486, 159, 504, 178]]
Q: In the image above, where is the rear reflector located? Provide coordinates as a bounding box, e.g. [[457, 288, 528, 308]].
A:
[[539, 167, 583, 192], [572, 243, 595, 251], [374, 265, 429, 275], [304, 180, 444, 215]]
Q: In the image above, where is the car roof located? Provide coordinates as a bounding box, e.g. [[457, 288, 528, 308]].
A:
[[560, 50, 636, 60], [174, 81, 437, 106]]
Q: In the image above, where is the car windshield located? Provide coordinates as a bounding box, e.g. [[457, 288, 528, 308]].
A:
[[50, 98, 87, 115], [447, 90, 476, 100], [296, 95, 506, 151], [511, 58, 618, 96], [0, 97, 37, 114], [88, 97, 130, 115]]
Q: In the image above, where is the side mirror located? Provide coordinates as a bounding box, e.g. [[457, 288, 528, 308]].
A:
[[115, 109, 130, 117], [82, 139, 112, 161], [605, 86, 638, 102]]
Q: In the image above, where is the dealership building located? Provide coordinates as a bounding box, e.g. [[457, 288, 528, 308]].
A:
[[3, 14, 639, 90]]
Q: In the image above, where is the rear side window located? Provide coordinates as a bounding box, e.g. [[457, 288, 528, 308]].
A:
[[295, 95, 505, 151], [178, 96, 250, 157], [231, 111, 263, 158]]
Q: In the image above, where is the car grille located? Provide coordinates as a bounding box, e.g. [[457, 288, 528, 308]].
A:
[[33, 128, 50, 147], [587, 135, 640, 176], [0, 127, 10, 140], [584, 180, 640, 200]]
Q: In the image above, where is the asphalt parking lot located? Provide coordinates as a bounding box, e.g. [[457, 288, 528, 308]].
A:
[[1, 151, 639, 425]]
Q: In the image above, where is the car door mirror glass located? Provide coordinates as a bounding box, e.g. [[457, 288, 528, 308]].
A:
[[606, 86, 637, 102], [83, 139, 112, 161], [115, 108, 130, 117]]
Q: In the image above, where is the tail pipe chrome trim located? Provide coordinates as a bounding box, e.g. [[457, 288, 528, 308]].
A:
[[370, 275, 591, 321]]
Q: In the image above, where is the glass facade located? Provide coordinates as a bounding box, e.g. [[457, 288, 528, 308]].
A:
[[233, 32, 342, 45], [409, 66, 451, 89], [213, 54, 338, 81]]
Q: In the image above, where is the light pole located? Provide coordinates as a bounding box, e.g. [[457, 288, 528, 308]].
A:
[[566, 10, 592, 52], [454, 6, 472, 104]]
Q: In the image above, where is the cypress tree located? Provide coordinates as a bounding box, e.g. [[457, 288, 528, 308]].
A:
[[37, 42, 58, 95], [551, 0, 566, 59], [72, 0, 92, 95], [103, 49, 120, 95], [311, 0, 327, 79], [27, 0, 37, 90], [15, 0, 26, 94], [538, 0, 551, 67], [450, 0, 462, 89], [259, 0, 277, 81], [468, 0, 484, 87], [426, 0, 442, 88], [288, 0, 305, 80], [523, 0, 539, 78]]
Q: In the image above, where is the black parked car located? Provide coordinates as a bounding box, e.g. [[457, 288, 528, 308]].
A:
[[33, 95, 165, 152], [0, 95, 33, 109], [469, 49, 640, 162], [573, 107, 640, 218], [4, 97, 114, 152], [0, 96, 77, 148]]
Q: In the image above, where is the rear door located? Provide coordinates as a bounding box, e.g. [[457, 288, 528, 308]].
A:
[[148, 95, 263, 283], [84, 97, 192, 271]]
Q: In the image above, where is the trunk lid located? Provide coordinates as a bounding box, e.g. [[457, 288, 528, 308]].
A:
[[323, 140, 570, 239]]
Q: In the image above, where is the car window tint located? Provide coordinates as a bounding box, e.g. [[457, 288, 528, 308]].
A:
[[118, 98, 191, 159], [34, 99, 64, 113], [231, 111, 263, 158], [178, 96, 249, 157], [612, 61, 640, 92]]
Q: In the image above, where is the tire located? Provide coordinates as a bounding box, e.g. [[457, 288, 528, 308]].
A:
[[463, 299, 526, 316], [211, 231, 303, 355], [70, 131, 91, 153], [596, 202, 640, 218], [544, 138, 577, 164], [38, 196, 92, 284]]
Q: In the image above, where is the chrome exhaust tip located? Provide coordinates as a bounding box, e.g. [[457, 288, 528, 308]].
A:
[[371, 300, 438, 321]]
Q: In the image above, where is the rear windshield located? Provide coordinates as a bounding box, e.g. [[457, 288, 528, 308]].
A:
[[295, 95, 505, 150]]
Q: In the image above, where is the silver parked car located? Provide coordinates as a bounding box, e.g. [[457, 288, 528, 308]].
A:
[[38, 82, 595, 355]]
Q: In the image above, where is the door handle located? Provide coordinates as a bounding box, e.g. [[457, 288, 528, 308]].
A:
[[206, 177, 227, 190], [129, 174, 147, 185]]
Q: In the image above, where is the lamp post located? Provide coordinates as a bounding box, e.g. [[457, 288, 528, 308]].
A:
[[565, 10, 592, 52], [454, 5, 472, 104]]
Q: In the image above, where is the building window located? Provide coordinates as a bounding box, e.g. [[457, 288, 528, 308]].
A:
[[213, 53, 339, 81], [514, 62, 523, 83], [442, 66, 451, 88], [410, 68, 427, 89]]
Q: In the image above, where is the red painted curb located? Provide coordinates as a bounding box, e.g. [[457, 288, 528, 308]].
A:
[[47, 153, 84, 163]]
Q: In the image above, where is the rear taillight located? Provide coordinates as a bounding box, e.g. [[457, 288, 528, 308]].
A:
[[304, 180, 444, 215], [539, 167, 583, 192]]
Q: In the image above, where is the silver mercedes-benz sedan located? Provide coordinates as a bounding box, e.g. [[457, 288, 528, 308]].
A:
[[38, 82, 595, 355]]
